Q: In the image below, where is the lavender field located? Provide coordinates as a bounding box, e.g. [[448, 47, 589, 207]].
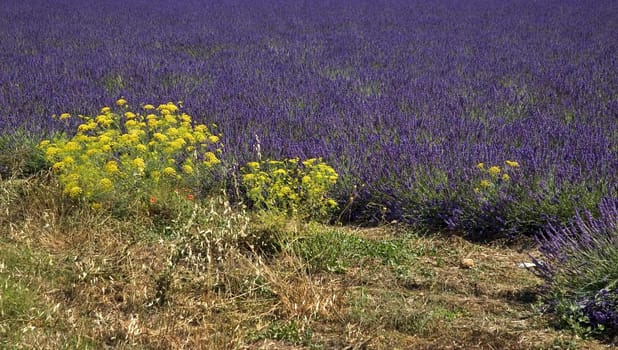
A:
[[1, 0, 617, 237]]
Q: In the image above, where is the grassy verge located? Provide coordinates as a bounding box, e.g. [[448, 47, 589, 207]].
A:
[[0, 175, 611, 349]]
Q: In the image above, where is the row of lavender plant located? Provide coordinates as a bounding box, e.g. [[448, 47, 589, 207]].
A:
[[0, 0, 616, 237], [534, 198, 618, 338]]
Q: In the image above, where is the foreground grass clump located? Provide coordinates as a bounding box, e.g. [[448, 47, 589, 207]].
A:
[[534, 198, 618, 340], [38, 99, 223, 214]]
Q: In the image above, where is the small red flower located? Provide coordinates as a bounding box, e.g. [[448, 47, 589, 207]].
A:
[[150, 196, 156, 204], [186, 194, 194, 201]]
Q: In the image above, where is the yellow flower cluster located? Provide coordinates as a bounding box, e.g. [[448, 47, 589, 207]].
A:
[[241, 157, 339, 219], [474, 160, 521, 193], [39, 99, 223, 203]]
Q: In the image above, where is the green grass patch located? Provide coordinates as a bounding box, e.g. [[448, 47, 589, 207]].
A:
[[290, 229, 422, 274]]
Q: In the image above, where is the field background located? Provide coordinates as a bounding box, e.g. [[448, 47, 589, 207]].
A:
[[1, 0, 617, 348]]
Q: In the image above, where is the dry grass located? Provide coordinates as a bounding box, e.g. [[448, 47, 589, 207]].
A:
[[0, 176, 614, 349]]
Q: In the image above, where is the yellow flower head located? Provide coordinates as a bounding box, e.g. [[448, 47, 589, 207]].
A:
[[162, 167, 177, 176], [52, 161, 65, 171], [116, 98, 127, 106], [505, 160, 520, 168], [165, 102, 179, 112], [303, 158, 317, 166], [476, 162, 484, 170], [67, 186, 83, 198], [125, 119, 138, 128], [143, 104, 155, 110], [105, 160, 119, 173], [182, 164, 193, 174], [327, 199, 338, 208], [153, 133, 167, 142], [203, 152, 220, 167], [180, 113, 191, 122], [488, 166, 501, 176], [59, 113, 71, 120], [480, 179, 492, 188], [64, 141, 81, 151], [99, 178, 113, 190], [124, 111, 136, 119], [502, 173, 510, 181], [208, 135, 220, 144], [100, 106, 111, 114], [132, 157, 146, 170]]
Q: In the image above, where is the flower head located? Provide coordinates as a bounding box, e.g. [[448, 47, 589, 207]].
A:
[[488, 166, 501, 176]]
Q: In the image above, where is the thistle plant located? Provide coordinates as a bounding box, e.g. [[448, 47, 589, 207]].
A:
[[39, 99, 223, 213], [240, 157, 339, 221]]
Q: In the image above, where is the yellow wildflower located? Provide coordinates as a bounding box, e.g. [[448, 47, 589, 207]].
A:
[[165, 102, 179, 112], [153, 133, 167, 142], [505, 160, 520, 168], [488, 166, 501, 176], [125, 119, 138, 127], [132, 157, 145, 170], [105, 160, 119, 173], [148, 119, 160, 128], [476, 162, 484, 170], [180, 113, 191, 122], [67, 186, 83, 198], [480, 179, 492, 188], [164, 115, 177, 124], [162, 167, 177, 176], [44, 146, 60, 158], [116, 98, 127, 106], [99, 178, 113, 190], [303, 158, 317, 166], [86, 148, 101, 156], [203, 152, 220, 167], [64, 141, 81, 151], [182, 164, 193, 174], [208, 135, 220, 143], [52, 161, 65, 171], [59, 113, 71, 120], [101, 106, 111, 113], [242, 173, 256, 181], [502, 173, 510, 181], [124, 111, 136, 119]]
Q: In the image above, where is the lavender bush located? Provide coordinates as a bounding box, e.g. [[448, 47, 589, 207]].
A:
[[534, 198, 618, 338], [0, 0, 616, 236]]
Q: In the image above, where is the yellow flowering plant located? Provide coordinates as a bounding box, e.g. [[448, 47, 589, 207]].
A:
[[240, 157, 339, 221], [39, 99, 223, 212], [474, 160, 520, 195]]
